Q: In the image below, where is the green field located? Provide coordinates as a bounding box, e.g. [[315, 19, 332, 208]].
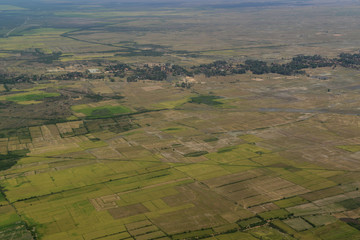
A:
[[72, 105, 132, 118], [337, 145, 360, 152], [5, 92, 60, 102], [189, 95, 224, 106], [0, 91, 60, 105]]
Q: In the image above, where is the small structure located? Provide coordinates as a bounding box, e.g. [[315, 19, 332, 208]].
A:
[[87, 68, 100, 74]]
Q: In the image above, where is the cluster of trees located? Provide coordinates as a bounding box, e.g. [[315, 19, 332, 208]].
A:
[[337, 53, 360, 67], [0, 150, 29, 171], [192, 60, 231, 77], [127, 65, 167, 82], [45, 52, 360, 83], [242, 55, 333, 75], [54, 72, 84, 80], [105, 63, 131, 77], [2, 52, 360, 85], [175, 81, 192, 88], [22, 49, 63, 64], [106, 63, 193, 82], [54, 72, 104, 80], [171, 65, 193, 77], [37, 52, 62, 64], [190, 55, 337, 76], [0, 71, 105, 84], [0, 73, 33, 84]]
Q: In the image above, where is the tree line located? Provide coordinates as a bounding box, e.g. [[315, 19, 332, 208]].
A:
[[1, 52, 360, 84]]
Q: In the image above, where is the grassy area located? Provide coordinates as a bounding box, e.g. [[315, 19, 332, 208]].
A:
[[303, 215, 337, 227], [72, 105, 132, 118], [275, 196, 308, 208], [0, 206, 20, 226], [6, 92, 59, 101], [238, 217, 263, 228], [337, 145, 360, 152], [259, 209, 289, 220], [311, 221, 360, 240], [1, 91, 60, 103], [189, 95, 223, 106], [283, 218, 313, 231], [239, 134, 263, 143], [173, 229, 214, 239], [162, 127, 183, 133], [152, 97, 190, 109], [337, 197, 360, 210], [183, 151, 208, 157]]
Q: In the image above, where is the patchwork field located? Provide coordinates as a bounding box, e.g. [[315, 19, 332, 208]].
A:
[[1, 0, 360, 239], [1, 65, 360, 239]]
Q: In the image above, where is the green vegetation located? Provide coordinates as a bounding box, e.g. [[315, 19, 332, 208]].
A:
[[204, 137, 219, 142], [311, 221, 360, 240], [337, 197, 360, 210], [337, 145, 360, 152], [1, 91, 60, 103], [217, 146, 238, 153], [173, 229, 214, 239], [283, 218, 313, 231], [0, 150, 29, 171], [183, 151, 209, 157], [238, 217, 264, 229], [162, 127, 183, 132], [72, 105, 132, 118], [303, 215, 337, 227], [275, 196, 308, 208], [153, 97, 190, 109], [189, 95, 223, 106], [259, 209, 290, 220], [0, 1, 360, 240]]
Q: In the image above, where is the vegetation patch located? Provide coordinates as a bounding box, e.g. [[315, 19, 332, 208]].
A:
[[72, 105, 132, 118], [18, 28, 74, 36], [304, 215, 337, 227], [337, 197, 360, 210], [189, 95, 223, 106], [269, 163, 301, 172], [3, 92, 60, 103], [0, 192, 6, 205], [152, 97, 190, 109], [311, 221, 360, 240], [0, 223, 33, 240], [238, 217, 264, 229], [204, 137, 219, 142], [340, 218, 360, 231], [259, 209, 289, 220], [283, 218, 313, 231], [0, 150, 29, 171], [172, 228, 214, 239], [337, 145, 360, 152], [274, 196, 308, 208], [183, 151, 208, 157], [239, 134, 263, 143], [162, 127, 183, 133], [217, 146, 238, 153]]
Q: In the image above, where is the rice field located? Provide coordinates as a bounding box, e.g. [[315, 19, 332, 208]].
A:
[[1, 1, 360, 239]]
